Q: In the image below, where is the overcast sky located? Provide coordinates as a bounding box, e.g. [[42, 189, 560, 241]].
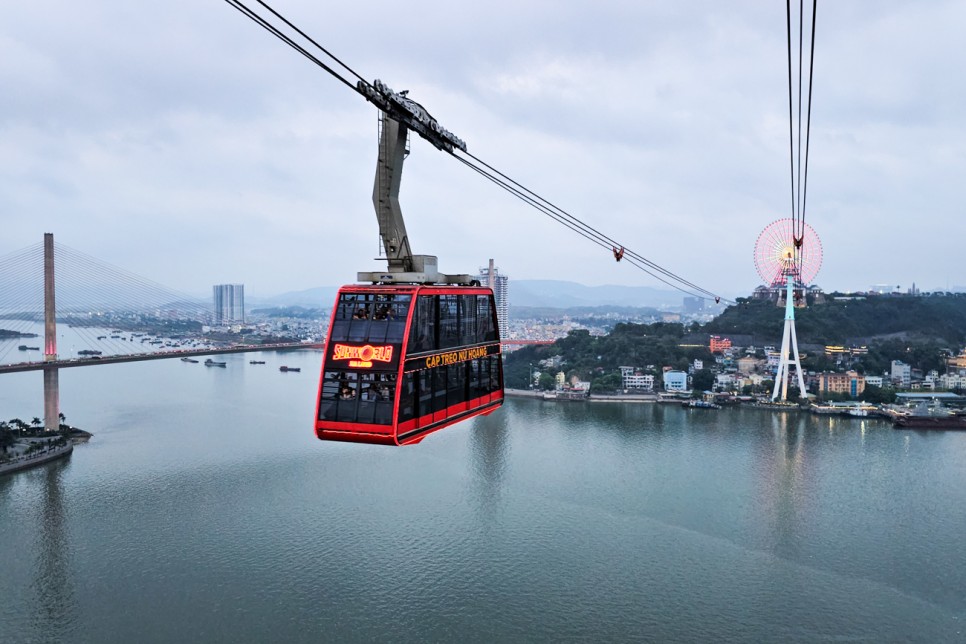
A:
[[2, 1, 964, 301]]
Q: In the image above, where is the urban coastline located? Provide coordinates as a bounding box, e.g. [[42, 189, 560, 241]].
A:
[[0, 418, 92, 477], [500, 286, 966, 428]]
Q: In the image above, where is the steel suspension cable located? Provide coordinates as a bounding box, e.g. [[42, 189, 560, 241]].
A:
[[455, 149, 728, 302], [223, 0, 731, 304], [796, 0, 804, 243], [801, 0, 818, 242], [250, 0, 367, 85], [224, 0, 362, 95], [785, 0, 798, 239]]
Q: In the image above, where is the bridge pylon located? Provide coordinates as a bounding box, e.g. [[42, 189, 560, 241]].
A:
[[43, 233, 60, 431]]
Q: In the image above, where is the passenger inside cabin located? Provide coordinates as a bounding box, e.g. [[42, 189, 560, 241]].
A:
[[353, 305, 369, 319], [374, 305, 396, 321]]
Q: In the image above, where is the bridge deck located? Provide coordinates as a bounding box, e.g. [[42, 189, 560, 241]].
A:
[[0, 343, 323, 374]]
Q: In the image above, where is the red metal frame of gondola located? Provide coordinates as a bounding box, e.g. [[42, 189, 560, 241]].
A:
[[315, 284, 503, 445]]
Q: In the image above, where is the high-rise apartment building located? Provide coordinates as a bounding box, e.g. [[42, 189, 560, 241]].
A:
[[213, 284, 245, 324], [477, 259, 508, 341]]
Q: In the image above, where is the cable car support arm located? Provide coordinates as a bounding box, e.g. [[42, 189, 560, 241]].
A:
[[356, 80, 472, 286]]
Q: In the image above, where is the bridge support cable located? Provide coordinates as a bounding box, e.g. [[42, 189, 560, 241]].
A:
[[223, 0, 730, 304], [0, 243, 46, 363], [49, 243, 214, 357], [0, 238, 221, 365]]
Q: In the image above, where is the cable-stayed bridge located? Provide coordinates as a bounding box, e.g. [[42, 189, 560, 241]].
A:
[[1, 234, 321, 428]]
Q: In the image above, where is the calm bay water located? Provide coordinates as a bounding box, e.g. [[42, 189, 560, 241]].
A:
[[1, 349, 965, 642]]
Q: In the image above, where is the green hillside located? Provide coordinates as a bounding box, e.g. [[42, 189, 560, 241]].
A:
[[705, 294, 966, 345], [504, 322, 712, 390], [504, 294, 966, 391]]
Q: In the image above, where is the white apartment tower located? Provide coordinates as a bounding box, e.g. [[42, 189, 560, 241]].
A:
[[213, 284, 245, 325], [477, 260, 508, 341]]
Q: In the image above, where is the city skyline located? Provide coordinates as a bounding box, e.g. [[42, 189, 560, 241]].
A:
[[3, 1, 964, 297]]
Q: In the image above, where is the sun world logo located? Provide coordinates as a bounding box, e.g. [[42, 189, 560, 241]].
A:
[[332, 343, 393, 368]]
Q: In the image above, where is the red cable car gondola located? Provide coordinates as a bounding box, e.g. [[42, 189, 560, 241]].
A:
[[315, 284, 503, 445], [314, 81, 504, 445]]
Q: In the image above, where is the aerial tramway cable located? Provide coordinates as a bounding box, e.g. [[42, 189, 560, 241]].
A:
[[785, 0, 818, 279], [223, 0, 731, 304]]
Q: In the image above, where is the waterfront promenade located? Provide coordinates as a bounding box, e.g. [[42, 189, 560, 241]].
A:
[[0, 441, 73, 476]]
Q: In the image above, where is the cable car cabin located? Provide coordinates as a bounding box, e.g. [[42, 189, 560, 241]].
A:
[[316, 285, 504, 445]]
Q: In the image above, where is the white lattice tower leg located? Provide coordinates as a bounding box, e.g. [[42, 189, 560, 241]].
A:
[[771, 275, 806, 401]]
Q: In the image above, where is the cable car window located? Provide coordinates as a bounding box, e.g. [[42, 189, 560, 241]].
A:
[[489, 356, 503, 393], [319, 372, 342, 420], [433, 365, 448, 412], [448, 361, 466, 407], [459, 295, 477, 346], [330, 294, 357, 342], [335, 294, 359, 321], [468, 359, 481, 398], [398, 373, 415, 422], [355, 372, 378, 424], [347, 294, 374, 343], [438, 295, 459, 349], [417, 369, 433, 419], [410, 296, 435, 354], [318, 371, 360, 422], [370, 294, 411, 344], [479, 358, 491, 397], [477, 295, 495, 342]]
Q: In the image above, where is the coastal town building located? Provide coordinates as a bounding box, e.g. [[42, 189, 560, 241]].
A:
[[663, 370, 689, 392], [213, 284, 245, 324], [477, 260, 509, 342], [709, 335, 732, 354], [683, 297, 704, 314], [619, 367, 655, 390], [939, 373, 966, 390], [817, 371, 866, 397], [737, 356, 761, 375], [715, 373, 735, 391], [891, 360, 911, 388], [948, 350, 966, 373]]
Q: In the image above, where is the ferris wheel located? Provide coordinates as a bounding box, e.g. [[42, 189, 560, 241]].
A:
[[754, 218, 822, 287]]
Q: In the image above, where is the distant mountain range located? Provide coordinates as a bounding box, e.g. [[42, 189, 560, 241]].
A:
[[248, 287, 339, 310], [248, 281, 691, 310]]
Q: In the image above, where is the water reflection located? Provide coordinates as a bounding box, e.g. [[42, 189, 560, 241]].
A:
[[755, 411, 809, 559], [469, 410, 510, 521], [30, 459, 77, 640]]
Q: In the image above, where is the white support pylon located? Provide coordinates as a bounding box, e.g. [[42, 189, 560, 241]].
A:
[[772, 274, 807, 401]]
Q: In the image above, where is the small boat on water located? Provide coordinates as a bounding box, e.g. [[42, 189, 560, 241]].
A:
[[204, 359, 227, 368], [249, 360, 266, 365], [181, 357, 199, 363], [893, 401, 966, 430], [18, 345, 40, 351], [279, 366, 300, 372], [683, 400, 721, 410]]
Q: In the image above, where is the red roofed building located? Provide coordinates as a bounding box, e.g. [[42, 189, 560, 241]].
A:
[[709, 335, 732, 354]]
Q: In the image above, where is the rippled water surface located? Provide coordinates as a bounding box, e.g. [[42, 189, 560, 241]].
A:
[[2, 350, 965, 642]]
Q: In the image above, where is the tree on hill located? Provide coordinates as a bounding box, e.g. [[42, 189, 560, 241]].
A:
[[505, 323, 714, 388], [706, 294, 966, 345]]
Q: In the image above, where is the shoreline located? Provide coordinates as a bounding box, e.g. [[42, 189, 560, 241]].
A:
[[0, 442, 73, 476]]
